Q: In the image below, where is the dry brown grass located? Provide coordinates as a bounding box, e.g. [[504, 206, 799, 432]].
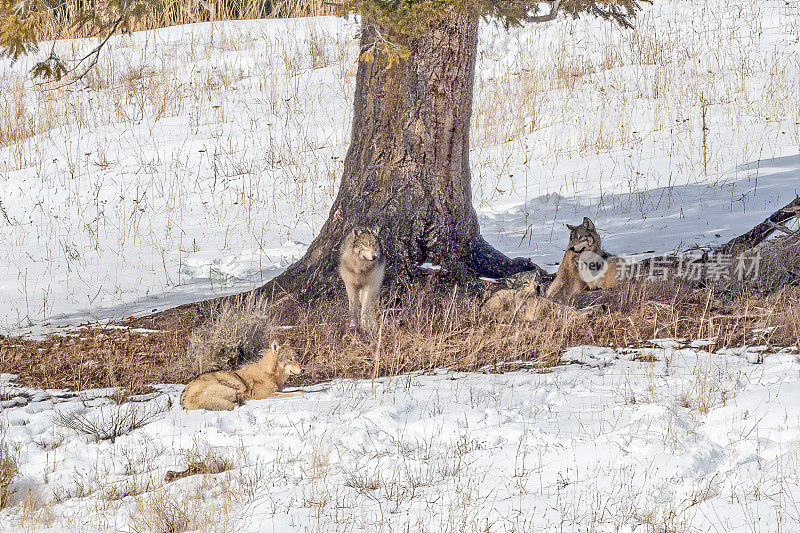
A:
[[3, 268, 800, 393], [180, 271, 800, 384], [0, 426, 19, 509], [0, 327, 191, 393], [40, 0, 332, 41], [300, 281, 800, 380], [164, 443, 235, 483]]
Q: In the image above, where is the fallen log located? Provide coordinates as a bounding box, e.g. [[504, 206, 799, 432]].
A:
[[716, 196, 800, 255], [629, 195, 800, 276]]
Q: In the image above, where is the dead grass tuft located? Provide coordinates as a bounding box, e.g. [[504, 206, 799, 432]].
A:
[[0, 425, 19, 509], [164, 443, 235, 483], [18, 488, 55, 528], [130, 491, 194, 533], [184, 293, 276, 373]]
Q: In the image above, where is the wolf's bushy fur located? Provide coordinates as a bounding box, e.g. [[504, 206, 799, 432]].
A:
[[180, 342, 302, 411], [339, 226, 385, 334], [546, 217, 618, 303]]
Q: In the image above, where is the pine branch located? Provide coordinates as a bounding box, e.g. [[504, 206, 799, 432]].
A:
[[4, 0, 650, 81], [521, 0, 646, 28], [522, 0, 561, 23], [3, 0, 157, 80]]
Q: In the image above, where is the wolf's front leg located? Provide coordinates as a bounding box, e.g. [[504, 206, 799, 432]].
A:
[[359, 285, 380, 335], [545, 277, 564, 301], [344, 283, 361, 328]]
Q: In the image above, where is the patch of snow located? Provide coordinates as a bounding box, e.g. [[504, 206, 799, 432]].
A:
[[2, 345, 800, 530]]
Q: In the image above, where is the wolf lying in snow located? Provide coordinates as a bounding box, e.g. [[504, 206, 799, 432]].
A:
[[339, 226, 385, 334], [546, 217, 618, 303], [180, 341, 303, 410]]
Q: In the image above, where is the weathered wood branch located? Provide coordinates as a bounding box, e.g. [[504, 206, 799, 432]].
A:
[[624, 195, 800, 281], [716, 196, 800, 256]]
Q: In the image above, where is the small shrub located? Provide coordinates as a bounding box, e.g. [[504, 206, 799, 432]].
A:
[[131, 492, 192, 533], [53, 401, 169, 443], [184, 293, 280, 373]]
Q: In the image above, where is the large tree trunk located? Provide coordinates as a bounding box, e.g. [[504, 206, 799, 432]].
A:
[[138, 10, 537, 328], [257, 11, 533, 302]]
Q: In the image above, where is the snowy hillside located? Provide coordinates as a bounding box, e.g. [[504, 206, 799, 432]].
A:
[[0, 0, 798, 334], [1, 1, 800, 530], [2, 342, 800, 531]]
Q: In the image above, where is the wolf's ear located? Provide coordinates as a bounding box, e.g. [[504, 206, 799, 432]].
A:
[[372, 225, 380, 235], [566, 223, 578, 231], [271, 340, 280, 352], [582, 217, 595, 231]]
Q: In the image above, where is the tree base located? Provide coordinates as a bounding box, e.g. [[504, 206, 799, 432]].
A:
[[133, 238, 542, 331]]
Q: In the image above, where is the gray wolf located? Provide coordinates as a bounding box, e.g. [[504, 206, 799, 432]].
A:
[[546, 217, 617, 303], [339, 226, 385, 333], [180, 341, 302, 410]]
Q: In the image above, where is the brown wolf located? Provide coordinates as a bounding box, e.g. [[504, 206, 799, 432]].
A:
[[339, 226, 385, 333], [546, 217, 617, 303], [180, 342, 303, 411]]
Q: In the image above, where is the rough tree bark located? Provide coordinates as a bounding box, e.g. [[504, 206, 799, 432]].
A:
[[254, 11, 534, 303], [136, 10, 537, 328]]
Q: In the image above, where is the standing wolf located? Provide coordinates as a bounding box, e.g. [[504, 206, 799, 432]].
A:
[[339, 226, 385, 333], [180, 342, 303, 410], [546, 217, 617, 303]]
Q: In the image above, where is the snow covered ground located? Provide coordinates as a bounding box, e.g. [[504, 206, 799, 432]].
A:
[[0, 0, 798, 334], [2, 342, 800, 531]]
